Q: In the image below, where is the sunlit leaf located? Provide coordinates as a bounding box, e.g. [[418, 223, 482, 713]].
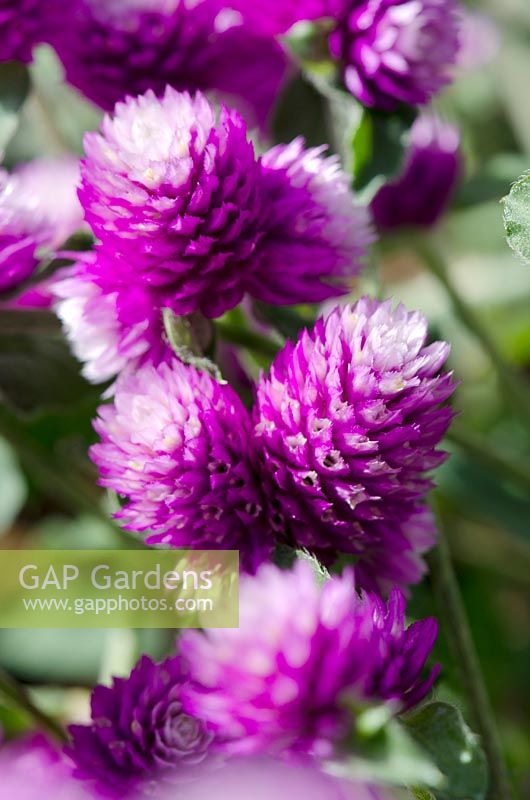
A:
[[403, 702, 488, 800], [503, 170, 530, 264]]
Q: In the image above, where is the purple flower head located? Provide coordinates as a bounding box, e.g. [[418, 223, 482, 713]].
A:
[[181, 561, 439, 758], [90, 358, 273, 572], [253, 297, 456, 594], [67, 655, 213, 798], [371, 113, 461, 230], [77, 88, 372, 336], [79, 88, 266, 319], [50, 0, 288, 131], [329, 0, 461, 110], [0, 0, 43, 62], [251, 138, 375, 305], [0, 156, 83, 293], [52, 251, 169, 383], [0, 734, 93, 799]]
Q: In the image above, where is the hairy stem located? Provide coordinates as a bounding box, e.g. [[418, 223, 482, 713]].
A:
[[428, 506, 512, 800]]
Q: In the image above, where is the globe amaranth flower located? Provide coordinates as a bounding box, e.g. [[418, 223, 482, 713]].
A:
[[79, 88, 265, 319], [0, 734, 93, 800], [0, 156, 83, 293], [77, 87, 372, 324], [67, 655, 213, 798], [251, 138, 375, 305], [90, 358, 273, 572], [181, 561, 439, 758], [253, 297, 456, 594], [371, 114, 461, 230], [49, 0, 288, 131], [52, 251, 169, 383], [328, 0, 461, 110]]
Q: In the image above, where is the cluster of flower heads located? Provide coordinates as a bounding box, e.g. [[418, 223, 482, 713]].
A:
[[63, 562, 438, 797], [215, 0, 462, 110], [52, 85, 373, 381], [1, 0, 466, 116], [88, 293, 454, 592]]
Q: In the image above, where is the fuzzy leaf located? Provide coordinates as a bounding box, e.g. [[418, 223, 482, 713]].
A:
[[403, 702, 488, 800], [503, 171, 530, 264]]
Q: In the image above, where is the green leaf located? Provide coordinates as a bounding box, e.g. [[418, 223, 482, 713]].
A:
[[0, 61, 30, 153], [503, 171, 530, 264], [403, 702, 488, 800], [326, 718, 443, 790]]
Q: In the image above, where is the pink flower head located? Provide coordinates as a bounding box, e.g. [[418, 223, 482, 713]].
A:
[[181, 561, 439, 757], [253, 297, 455, 594], [90, 358, 274, 572]]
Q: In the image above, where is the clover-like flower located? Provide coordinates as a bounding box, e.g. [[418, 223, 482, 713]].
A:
[[90, 358, 273, 572], [181, 561, 439, 757], [329, 0, 461, 110], [253, 297, 455, 593], [67, 655, 212, 798]]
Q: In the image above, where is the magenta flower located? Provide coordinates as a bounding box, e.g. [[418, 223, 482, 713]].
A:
[[79, 88, 265, 319], [0, 156, 83, 293], [329, 0, 461, 110], [67, 655, 213, 798], [49, 0, 288, 131], [252, 138, 374, 305], [253, 297, 455, 594], [64, 88, 372, 378], [371, 114, 461, 230], [181, 561, 439, 758], [52, 251, 169, 383], [90, 358, 273, 572]]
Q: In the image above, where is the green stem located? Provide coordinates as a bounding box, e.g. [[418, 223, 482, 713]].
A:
[[0, 668, 66, 742], [428, 506, 512, 800], [215, 320, 280, 359], [447, 424, 530, 495], [415, 237, 530, 430]]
